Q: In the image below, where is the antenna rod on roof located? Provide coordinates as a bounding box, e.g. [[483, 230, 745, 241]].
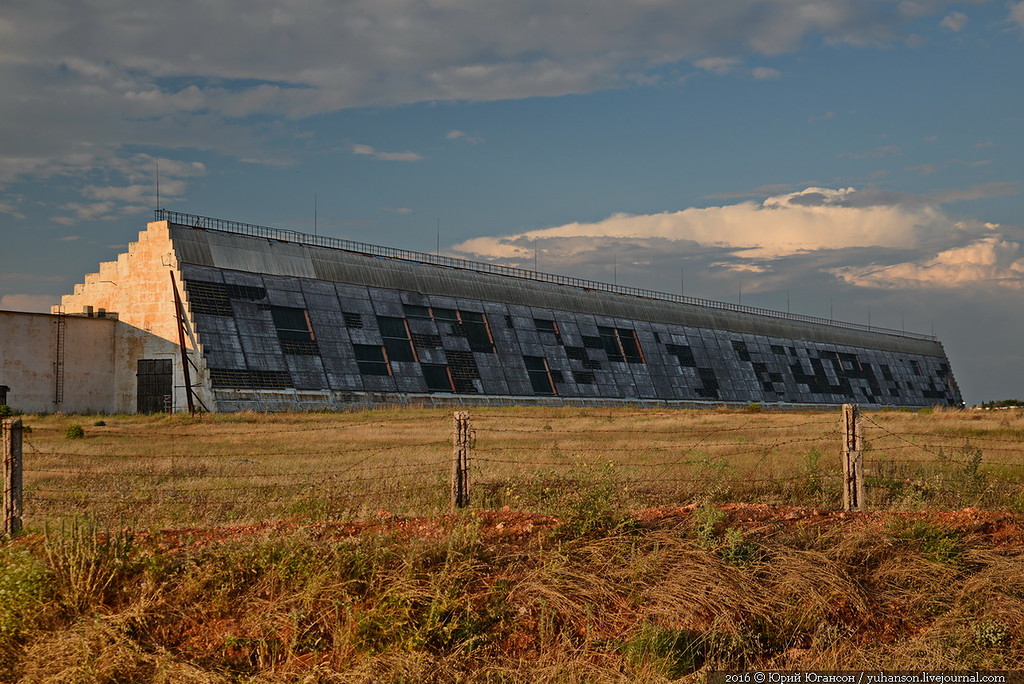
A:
[[314, 194, 318, 236], [155, 161, 160, 210]]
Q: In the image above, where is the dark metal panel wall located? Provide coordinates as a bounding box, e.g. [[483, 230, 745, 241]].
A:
[[178, 263, 961, 408]]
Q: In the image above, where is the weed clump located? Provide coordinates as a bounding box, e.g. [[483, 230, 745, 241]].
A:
[[64, 424, 85, 439], [889, 519, 964, 564], [43, 519, 137, 613], [622, 623, 708, 678], [690, 504, 763, 568]]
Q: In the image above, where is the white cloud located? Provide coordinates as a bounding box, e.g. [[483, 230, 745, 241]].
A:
[[351, 144, 424, 162], [0, 294, 58, 313], [752, 66, 782, 80], [940, 12, 967, 31], [56, 202, 117, 222], [453, 186, 1022, 292], [1011, 3, 1024, 31], [696, 57, 741, 74], [0, 200, 24, 219], [456, 187, 959, 262], [446, 129, 484, 144], [833, 237, 1024, 290]]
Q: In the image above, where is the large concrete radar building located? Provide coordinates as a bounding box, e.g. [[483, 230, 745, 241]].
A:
[[38, 211, 960, 413]]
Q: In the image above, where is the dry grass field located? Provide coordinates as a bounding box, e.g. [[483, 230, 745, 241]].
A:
[[2, 406, 1024, 681], [14, 404, 1024, 530]]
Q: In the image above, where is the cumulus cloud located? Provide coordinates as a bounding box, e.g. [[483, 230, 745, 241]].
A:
[[456, 187, 957, 261], [452, 186, 1022, 292], [833, 237, 1024, 290]]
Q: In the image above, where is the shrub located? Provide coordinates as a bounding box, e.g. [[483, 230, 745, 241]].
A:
[[691, 503, 725, 548], [720, 527, 762, 568], [93, 420, 106, 427], [0, 405, 12, 418], [0, 548, 51, 638], [555, 463, 630, 539], [622, 623, 709, 678], [65, 424, 84, 439]]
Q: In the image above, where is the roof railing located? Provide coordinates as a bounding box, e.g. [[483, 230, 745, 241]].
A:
[[154, 209, 937, 341]]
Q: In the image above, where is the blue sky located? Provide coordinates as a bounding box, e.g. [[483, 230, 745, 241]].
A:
[[1, 0, 1022, 404]]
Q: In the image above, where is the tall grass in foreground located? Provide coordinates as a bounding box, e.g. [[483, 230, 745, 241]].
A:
[[1, 505, 1022, 681]]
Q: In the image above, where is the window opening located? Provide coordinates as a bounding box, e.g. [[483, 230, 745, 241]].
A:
[[460, 311, 495, 353], [524, 356, 556, 395], [271, 306, 319, 355], [183, 279, 267, 317], [573, 370, 596, 384], [665, 343, 697, 368], [618, 328, 644, 363], [421, 363, 455, 392], [597, 326, 624, 362], [402, 304, 432, 320], [377, 316, 416, 363], [208, 368, 292, 389], [432, 308, 459, 323], [411, 333, 443, 349], [353, 344, 391, 375], [446, 350, 481, 393], [597, 326, 644, 363]]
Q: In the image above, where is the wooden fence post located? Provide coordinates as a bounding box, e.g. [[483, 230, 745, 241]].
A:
[[2, 418, 23, 537], [841, 404, 864, 512], [451, 411, 470, 509]]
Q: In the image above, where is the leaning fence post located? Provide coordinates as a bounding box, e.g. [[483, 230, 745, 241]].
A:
[[2, 418, 23, 537], [451, 411, 470, 509], [841, 404, 864, 512]]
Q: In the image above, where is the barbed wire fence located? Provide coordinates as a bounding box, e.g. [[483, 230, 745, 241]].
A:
[[3, 406, 1024, 535]]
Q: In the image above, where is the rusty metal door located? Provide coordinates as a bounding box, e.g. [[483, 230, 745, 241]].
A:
[[136, 359, 172, 413]]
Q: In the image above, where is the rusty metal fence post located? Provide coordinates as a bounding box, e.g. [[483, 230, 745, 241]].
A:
[[2, 418, 23, 537], [841, 404, 865, 512], [451, 411, 470, 509]]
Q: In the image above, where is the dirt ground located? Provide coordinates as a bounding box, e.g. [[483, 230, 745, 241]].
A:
[[26, 503, 1019, 553]]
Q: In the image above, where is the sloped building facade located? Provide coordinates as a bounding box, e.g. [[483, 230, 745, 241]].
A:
[[46, 211, 961, 413]]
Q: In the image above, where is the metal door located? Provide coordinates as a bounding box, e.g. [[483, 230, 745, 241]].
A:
[[136, 359, 172, 413]]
